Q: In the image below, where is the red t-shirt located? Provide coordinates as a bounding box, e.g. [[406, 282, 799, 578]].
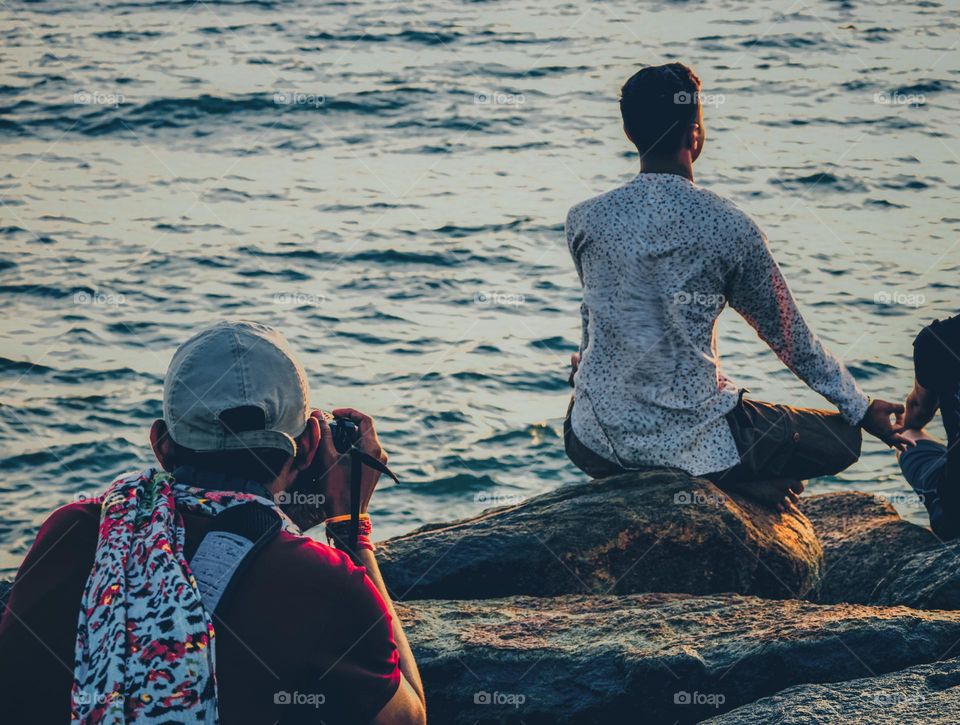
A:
[[0, 501, 401, 724]]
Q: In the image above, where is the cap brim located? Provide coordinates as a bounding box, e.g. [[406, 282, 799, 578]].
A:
[[197, 429, 297, 457]]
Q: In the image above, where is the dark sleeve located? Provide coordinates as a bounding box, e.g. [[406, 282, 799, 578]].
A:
[[0, 503, 98, 724], [296, 558, 401, 724], [914, 315, 960, 392]]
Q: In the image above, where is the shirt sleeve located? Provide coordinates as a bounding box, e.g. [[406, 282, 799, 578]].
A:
[[0, 503, 99, 724], [725, 219, 869, 425], [913, 316, 960, 392], [297, 555, 401, 725], [566, 207, 590, 355]]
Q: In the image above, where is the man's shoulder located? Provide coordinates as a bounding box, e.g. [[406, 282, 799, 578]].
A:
[[37, 500, 100, 540], [259, 530, 366, 585], [567, 178, 757, 225], [691, 183, 758, 224]]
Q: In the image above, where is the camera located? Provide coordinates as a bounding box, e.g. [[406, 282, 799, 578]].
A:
[[328, 416, 360, 453]]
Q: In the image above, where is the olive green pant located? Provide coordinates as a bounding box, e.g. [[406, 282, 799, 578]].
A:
[[563, 396, 862, 483]]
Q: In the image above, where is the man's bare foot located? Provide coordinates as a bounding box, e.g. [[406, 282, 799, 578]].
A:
[[715, 477, 804, 514]]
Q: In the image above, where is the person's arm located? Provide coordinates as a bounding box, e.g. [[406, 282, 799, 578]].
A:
[[358, 551, 426, 722], [907, 318, 960, 431], [315, 409, 426, 725], [725, 219, 907, 448], [567, 207, 590, 361], [904, 378, 938, 430], [725, 221, 866, 420]]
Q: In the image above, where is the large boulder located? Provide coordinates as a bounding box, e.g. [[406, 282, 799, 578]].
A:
[[399, 593, 960, 724], [802, 492, 937, 604], [874, 544, 960, 610], [803, 492, 960, 610], [704, 656, 960, 724], [379, 470, 823, 600]]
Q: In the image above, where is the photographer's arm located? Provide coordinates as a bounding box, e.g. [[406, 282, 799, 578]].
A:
[[317, 409, 426, 725], [358, 548, 427, 719]]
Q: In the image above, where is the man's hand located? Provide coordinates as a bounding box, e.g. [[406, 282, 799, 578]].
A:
[[860, 398, 911, 452], [568, 352, 580, 388], [903, 379, 938, 430], [315, 408, 389, 519]]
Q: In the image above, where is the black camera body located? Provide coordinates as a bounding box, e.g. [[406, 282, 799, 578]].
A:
[[329, 417, 360, 453]]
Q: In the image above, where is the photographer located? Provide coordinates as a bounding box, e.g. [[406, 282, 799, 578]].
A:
[[0, 321, 426, 724]]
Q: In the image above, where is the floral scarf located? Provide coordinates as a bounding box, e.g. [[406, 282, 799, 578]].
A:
[[71, 468, 294, 723]]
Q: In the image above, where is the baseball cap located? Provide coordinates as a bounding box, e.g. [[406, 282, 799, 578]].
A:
[[163, 321, 310, 457]]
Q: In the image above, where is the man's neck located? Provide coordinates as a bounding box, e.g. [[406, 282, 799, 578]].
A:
[[639, 156, 694, 182], [171, 464, 274, 500]]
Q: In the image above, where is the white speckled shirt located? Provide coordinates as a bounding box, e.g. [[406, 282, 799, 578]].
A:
[[567, 172, 869, 476]]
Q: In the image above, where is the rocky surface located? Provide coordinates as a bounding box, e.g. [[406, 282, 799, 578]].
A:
[[8, 481, 960, 722], [379, 470, 823, 601], [802, 492, 938, 604], [802, 491, 960, 610], [873, 544, 960, 610], [398, 592, 960, 724], [704, 656, 960, 724]]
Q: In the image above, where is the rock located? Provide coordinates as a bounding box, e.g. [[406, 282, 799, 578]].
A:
[[802, 492, 937, 604], [379, 470, 823, 600], [398, 593, 960, 724], [802, 492, 960, 610], [704, 656, 960, 724], [873, 544, 960, 610]]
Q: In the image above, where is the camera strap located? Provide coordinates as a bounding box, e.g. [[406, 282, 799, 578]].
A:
[[189, 501, 283, 616], [345, 446, 399, 563]]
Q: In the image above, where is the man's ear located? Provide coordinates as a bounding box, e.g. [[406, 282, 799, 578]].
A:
[[688, 105, 705, 161], [150, 419, 177, 471], [293, 415, 321, 472]]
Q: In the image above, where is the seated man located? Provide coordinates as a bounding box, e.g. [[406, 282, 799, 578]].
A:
[[0, 321, 426, 724], [899, 314, 960, 539], [564, 62, 907, 509]]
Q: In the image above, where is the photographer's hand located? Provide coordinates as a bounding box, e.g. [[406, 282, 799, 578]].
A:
[[317, 407, 389, 518]]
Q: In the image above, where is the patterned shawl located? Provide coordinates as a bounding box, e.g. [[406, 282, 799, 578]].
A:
[[71, 468, 292, 724]]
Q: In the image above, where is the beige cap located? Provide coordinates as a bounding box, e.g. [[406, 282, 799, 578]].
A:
[[163, 321, 310, 456]]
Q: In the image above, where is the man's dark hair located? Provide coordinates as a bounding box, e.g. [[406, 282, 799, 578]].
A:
[[620, 62, 702, 157], [171, 445, 292, 485], [163, 405, 295, 485]]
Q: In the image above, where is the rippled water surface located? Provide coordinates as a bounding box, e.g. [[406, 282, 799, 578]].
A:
[[1, 0, 958, 574]]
